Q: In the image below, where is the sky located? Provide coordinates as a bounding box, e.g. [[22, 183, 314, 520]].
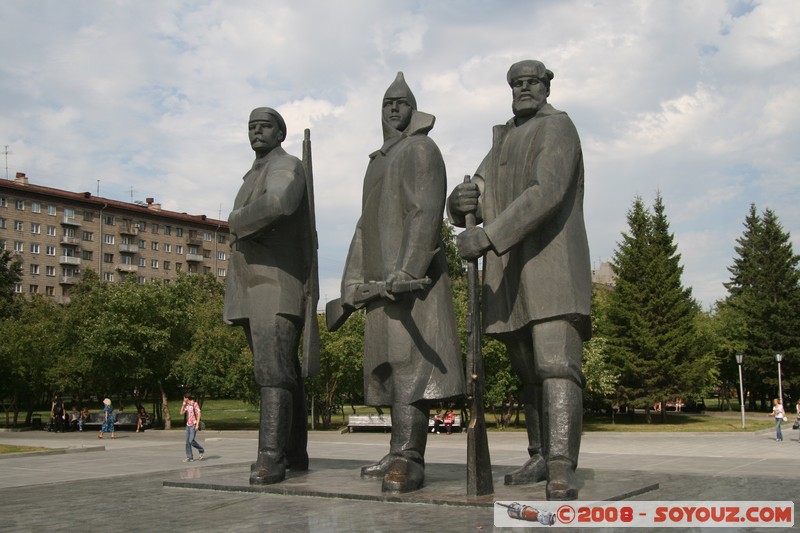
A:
[[1, 0, 798, 310]]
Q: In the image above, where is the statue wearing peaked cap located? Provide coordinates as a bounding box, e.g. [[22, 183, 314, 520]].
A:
[[224, 107, 315, 486], [335, 72, 465, 493]]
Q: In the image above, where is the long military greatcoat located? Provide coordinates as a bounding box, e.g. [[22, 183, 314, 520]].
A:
[[342, 111, 465, 406], [456, 104, 592, 339]]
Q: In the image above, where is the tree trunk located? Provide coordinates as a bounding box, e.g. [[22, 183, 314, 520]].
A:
[[159, 382, 171, 430]]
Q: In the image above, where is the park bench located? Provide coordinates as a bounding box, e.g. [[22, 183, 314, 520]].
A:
[[344, 413, 462, 433], [82, 412, 151, 431]]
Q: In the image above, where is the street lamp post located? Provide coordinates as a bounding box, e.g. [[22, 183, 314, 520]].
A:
[[776, 353, 784, 406], [736, 352, 746, 429]]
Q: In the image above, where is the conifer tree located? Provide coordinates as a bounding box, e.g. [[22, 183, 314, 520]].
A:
[[722, 206, 800, 407], [601, 194, 706, 421]]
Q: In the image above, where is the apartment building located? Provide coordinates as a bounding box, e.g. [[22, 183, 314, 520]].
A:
[[0, 172, 230, 303]]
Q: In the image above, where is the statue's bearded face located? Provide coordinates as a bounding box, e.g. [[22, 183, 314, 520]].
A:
[[248, 117, 283, 155], [511, 76, 549, 119], [382, 97, 413, 132]]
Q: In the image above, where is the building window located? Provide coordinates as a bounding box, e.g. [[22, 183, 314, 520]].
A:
[[0, 218, 5, 229], [217, 251, 227, 260], [64, 208, 75, 218], [82, 231, 93, 241], [176, 262, 182, 272], [31, 202, 41, 213], [151, 259, 159, 269], [151, 223, 159, 234], [14, 241, 24, 252], [137, 276, 146, 283], [163, 260, 171, 271], [15, 200, 25, 210], [151, 241, 159, 251], [83, 211, 93, 221], [47, 205, 56, 216], [203, 231, 212, 241], [31, 223, 41, 235], [138, 257, 146, 267], [46, 266, 56, 276], [46, 245, 56, 256], [104, 214, 115, 225], [0, 197, 7, 207], [104, 253, 114, 263], [176, 227, 184, 237], [13, 283, 22, 293], [103, 272, 114, 282], [121, 255, 133, 265], [139, 239, 146, 248], [45, 286, 55, 296], [164, 243, 171, 253], [30, 264, 40, 275], [14, 220, 23, 231], [63, 227, 76, 237], [29, 285, 39, 294], [218, 234, 226, 244], [203, 249, 212, 259], [47, 225, 57, 236], [104, 234, 115, 245], [217, 268, 227, 277], [164, 225, 172, 236], [0, 240, 5, 250], [176, 245, 183, 255], [30, 243, 40, 254], [188, 245, 199, 255], [82, 250, 93, 261]]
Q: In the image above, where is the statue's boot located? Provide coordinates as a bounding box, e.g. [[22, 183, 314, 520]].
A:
[[381, 403, 428, 493], [360, 452, 396, 479], [543, 378, 582, 500], [505, 388, 546, 485], [285, 379, 308, 471], [250, 387, 291, 485]]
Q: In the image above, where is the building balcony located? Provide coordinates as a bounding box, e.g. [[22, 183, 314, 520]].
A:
[[59, 256, 81, 266], [119, 224, 140, 236], [186, 253, 204, 262], [59, 275, 81, 285], [116, 264, 138, 273], [60, 236, 81, 246], [61, 216, 81, 226], [186, 237, 203, 247], [119, 243, 139, 253]]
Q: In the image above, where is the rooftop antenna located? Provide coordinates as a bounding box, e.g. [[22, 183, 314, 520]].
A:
[[3, 145, 11, 180], [129, 186, 136, 203], [97, 179, 100, 196]]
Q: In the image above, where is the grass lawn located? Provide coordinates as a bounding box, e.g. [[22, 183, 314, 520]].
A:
[[19, 400, 777, 433], [0, 444, 51, 454]]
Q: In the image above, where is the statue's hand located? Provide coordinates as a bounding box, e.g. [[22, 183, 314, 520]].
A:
[[457, 227, 491, 259], [448, 182, 480, 217], [386, 270, 413, 296]]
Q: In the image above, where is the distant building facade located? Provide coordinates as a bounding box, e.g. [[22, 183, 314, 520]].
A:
[[0, 173, 229, 303]]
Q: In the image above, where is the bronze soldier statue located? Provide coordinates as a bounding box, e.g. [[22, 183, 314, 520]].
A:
[[334, 72, 465, 493], [448, 60, 591, 500], [224, 107, 317, 485]]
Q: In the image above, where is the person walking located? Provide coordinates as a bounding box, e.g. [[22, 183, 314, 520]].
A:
[[180, 393, 205, 462], [50, 394, 66, 433], [771, 398, 785, 442], [98, 398, 115, 439], [795, 400, 800, 443]]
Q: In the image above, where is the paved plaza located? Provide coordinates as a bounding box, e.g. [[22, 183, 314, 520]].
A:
[[0, 423, 798, 532]]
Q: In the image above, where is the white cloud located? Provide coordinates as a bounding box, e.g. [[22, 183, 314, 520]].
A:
[[1, 0, 798, 309]]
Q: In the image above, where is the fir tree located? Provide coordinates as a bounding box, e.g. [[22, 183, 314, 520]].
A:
[[602, 194, 705, 422], [0, 249, 22, 319], [722, 206, 800, 407]]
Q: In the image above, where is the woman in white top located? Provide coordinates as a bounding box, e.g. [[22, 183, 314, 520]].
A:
[[771, 398, 785, 442]]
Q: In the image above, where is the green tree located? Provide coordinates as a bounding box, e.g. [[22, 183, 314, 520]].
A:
[[308, 310, 365, 428], [721, 205, 800, 408], [601, 194, 708, 422], [0, 249, 22, 319]]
